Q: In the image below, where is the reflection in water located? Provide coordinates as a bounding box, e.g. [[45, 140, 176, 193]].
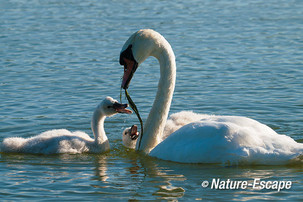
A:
[[126, 150, 187, 199], [1, 147, 302, 200], [134, 154, 186, 199], [92, 147, 187, 200], [93, 155, 109, 182], [155, 183, 185, 199], [91, 146, 303, 200]]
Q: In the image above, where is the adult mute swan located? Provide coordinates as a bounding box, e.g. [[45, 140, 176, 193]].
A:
[[0, 97, 132, 154], [119, 29, 303, 165]]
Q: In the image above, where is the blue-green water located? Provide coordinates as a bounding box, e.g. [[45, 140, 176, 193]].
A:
[[1, 0, 302, 200]]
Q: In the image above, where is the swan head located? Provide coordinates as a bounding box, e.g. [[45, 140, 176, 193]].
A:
[[120, 29, 165, 89], [122, 125, 139, 149], [98, 97, 132, 117]]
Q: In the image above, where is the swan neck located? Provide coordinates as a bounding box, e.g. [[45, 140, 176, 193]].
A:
[[91, 111, 108, 145], [138, 42, 176, 153]]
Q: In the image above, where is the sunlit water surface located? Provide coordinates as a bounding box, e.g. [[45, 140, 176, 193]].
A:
[[1, 0, 302, 200]]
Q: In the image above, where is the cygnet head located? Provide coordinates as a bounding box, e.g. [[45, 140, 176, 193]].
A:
[[122, 125, 139, 149], [97, 96, 132, 117]]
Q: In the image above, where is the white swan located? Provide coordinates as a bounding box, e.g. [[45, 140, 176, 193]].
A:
[[0, 97, 132, 154], [119, 29, 303, 165]]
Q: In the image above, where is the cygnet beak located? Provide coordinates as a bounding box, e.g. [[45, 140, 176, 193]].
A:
[[113, 102, 132, 114]]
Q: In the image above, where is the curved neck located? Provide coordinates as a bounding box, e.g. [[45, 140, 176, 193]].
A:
[[137, 42, 176, 153], [91, 111, 108, 145]]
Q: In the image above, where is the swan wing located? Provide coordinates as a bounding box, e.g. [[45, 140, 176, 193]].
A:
[[150, 116, 303, 165]]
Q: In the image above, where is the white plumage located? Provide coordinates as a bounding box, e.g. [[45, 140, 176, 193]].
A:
[[120, 29, 303, 165], [1, 97, 131, 154]]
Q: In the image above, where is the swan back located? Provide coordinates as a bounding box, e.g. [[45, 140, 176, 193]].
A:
[[150, 116, 303, 165], [0, 129, 91, 154]]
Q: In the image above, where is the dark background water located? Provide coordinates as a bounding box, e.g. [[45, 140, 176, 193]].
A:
[[1, 0, 302, 200]]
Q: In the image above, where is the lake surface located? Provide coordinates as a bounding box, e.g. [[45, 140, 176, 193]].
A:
[[1, 0, 302, 200]]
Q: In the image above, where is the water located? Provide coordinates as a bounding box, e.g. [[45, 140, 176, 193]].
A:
[[1, 0, 302, 200]]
